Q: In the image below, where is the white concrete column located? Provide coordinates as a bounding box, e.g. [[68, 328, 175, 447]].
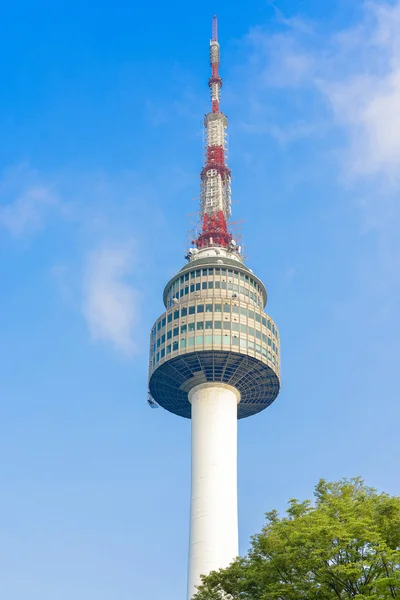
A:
[[187, 383, 240, 600]]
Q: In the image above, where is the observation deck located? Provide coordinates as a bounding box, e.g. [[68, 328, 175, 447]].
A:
[[148, 249, 280, 419]]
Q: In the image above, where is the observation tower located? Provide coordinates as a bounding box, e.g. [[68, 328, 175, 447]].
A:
[[148, 16, 281, 600]]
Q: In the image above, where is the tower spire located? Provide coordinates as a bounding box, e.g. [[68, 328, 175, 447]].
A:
[[195, 16, 233, 251]]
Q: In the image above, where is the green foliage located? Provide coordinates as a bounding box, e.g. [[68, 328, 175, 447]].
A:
[[193, 478, 400, 599]]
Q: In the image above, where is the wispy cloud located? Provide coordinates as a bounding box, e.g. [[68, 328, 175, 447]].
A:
[[0, 164, 58, 236], [316, 2, 400, 179], [82, 242, 140, 356], [240, 1, 400, 179], [0, 163, 149, 356]]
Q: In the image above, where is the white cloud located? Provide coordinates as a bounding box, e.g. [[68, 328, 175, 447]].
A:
[[314, 2, 400, 179], [239, 1, 400, 178], [82, 243, 140, 355], [0, 164, 58, 236], [0, 164, 151, 356]]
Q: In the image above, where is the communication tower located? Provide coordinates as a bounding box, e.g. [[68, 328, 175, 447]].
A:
[[148, 16, 281, 599]]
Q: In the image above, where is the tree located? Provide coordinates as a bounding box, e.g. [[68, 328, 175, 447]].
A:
[[194, 478, 400, 599]]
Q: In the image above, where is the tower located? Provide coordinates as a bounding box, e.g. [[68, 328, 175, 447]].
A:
[[148, 16, 281, 599]]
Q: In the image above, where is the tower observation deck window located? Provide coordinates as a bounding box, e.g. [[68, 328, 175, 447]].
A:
[[214, 320, 222, 329], [205, 321, 213, 329], [173, 341, 178, 351], [189, 306, 195, 315], [197, 305, 204, 313], [173, 327, 179, 337], [181, 307, 187, 317], [197, 322, 204, 330], [206, 304, 213, 312], [188, 323, 195, 332], [174, 310, 179, 320]]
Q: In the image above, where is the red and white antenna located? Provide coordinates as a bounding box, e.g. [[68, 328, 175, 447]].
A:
[[195, 16, 233, 251]]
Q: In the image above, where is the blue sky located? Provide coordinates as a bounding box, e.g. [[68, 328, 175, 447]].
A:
[[1, 0, 400, 598]]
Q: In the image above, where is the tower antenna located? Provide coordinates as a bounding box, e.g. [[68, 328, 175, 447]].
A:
[[212, 14, 218, 41], [195, 15, 232, 251]]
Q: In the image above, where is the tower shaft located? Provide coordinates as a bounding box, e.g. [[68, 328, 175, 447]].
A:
[[188, 383, 240, 599]]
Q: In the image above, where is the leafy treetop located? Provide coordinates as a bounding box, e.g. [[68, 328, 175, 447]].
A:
[[193, 478, 400, 600]]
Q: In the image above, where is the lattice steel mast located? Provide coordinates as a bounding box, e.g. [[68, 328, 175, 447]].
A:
[[196, 15, 233, 250]]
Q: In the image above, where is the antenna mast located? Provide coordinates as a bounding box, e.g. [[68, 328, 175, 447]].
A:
[[195, 15, 233, 250]]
